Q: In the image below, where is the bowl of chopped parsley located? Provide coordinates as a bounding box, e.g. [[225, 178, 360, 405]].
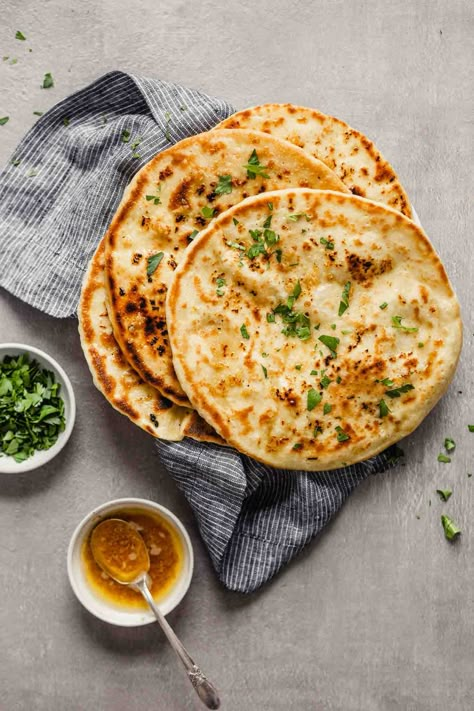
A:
[[0, 344, 76, 473]]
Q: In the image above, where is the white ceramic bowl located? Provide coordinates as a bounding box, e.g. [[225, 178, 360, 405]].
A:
[[67, 498, 194, 626], [0, 343, 76, 474]]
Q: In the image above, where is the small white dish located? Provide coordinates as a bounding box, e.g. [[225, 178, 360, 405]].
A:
[[0, 343, 76, 474], [67, 498, 194, 626]]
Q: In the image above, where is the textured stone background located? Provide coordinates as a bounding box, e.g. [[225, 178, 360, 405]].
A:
[[0, 1, 473, 710]]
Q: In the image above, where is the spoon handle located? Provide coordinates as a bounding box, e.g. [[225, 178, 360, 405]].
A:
[[136, 578, 220, 710]]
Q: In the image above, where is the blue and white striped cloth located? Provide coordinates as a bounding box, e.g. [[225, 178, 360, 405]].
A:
[[0, 71, 402, 593]]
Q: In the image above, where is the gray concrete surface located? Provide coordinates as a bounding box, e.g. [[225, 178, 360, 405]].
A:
[[1, 1, 473, 709]]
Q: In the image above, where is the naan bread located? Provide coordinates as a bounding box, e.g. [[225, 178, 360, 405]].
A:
[[167, 189, 461, 470], [78, 239, 224, 444], [217, 104, 412, 218], [104, 129, 349, 406]]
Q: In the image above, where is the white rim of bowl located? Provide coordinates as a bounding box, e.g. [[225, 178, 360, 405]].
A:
[[67, 498, 194, 626], [0, 342, 76, 474]]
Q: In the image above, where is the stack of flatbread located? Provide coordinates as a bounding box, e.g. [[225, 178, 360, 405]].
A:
[[79, 104, 462, 470]]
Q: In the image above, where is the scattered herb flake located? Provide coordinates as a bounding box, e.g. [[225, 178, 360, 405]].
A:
[[436, 489, 452, 502], [11, 158, 21, 166], [385, 383, 415, 398], [418, 342, 424, 348], [307, 388, 322, 411], [379, 399, 391, 418], [215, 174, 233, 195], [261, 364, 268, 379], [318, 335, 340, 358], [216, 277, 226, 296], [379, 302, 388, 310], [338, 281, 351, 317], [320, 375, 331, 389], [391, 315, 419, 333], [292, 443, 303, 450], [335, 426, 350, 442], [310, 370, 318, 376], [164, 111, 172, 141], [240, 324, 250, 340], [266, 312, 276, 323], [33, 111, 43, 116], [468, 425, 474, 432], [146, 194, 161, 205], [201, 205, 215, 219], [232, 217, 239, 226], [63, 117, 70, 126], [42, 72, 54, 89], [287, 212, 310, 222], [121, 129, 131, 143], [263, 214, 273, 229], [444, 437, 456, 452], [320, 237, 334, 250], [323, 403, 332, 415], [441, 514, 461, 541], [15, 30, 27, 40], [243, 149, 269, 179], [267, 202, 273, 211], [27, 168, 38, 177], [226, 240, 245, 251], [295, 364, 302, 370], [189, 230, 199, 240], [437, 453, 451, 463], [146, 252, 164, 277], [0, 116, 9, 126]]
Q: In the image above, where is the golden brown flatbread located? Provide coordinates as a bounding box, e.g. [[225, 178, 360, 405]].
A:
[[104, 129, 349, 407], [217, 104, 412, 217], [167, 189, 461, 470], [78, 239, 224, 445]]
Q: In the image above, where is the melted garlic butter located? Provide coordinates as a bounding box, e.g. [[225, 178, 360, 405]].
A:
[[82, 508, 183, 609]]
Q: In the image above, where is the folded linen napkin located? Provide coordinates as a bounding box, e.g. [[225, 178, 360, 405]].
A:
[[0, 71, 402, 593]]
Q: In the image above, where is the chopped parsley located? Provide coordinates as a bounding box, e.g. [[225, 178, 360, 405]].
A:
[[146, 252, 164, 277], [240, 324, 250, 340], [323, 403, 332, 415], [201, 206, 216, 219], [146, 194, 161, 205], [318, 335, 340, 358], [266, 312, 276, 323], [267, 202, 273, 211], [261, 364, 268, 379], [335, 426, 350, 442], [295, 364, 302, 370], [215, 174, 233, 195], [243, 149, 269, 179], [232, 217, 239, 226], [418, 342, 424, 348], [320, 237, 334, 250], [310, 369, 318, 376], [444, 437, 456, 452], [376, 377, 394, 387], [216, 277, 226, 296], [33, 111, 43, 116], [15, 30, 27, 40], [226, 240, 245, 251], [307, 388, 321, 411], [11, 158, 21, 167], [441, 514, 461, 541], [287, 212, 310, 222], [437, 453, 451, 463], [320, 375, 331, 389], [0, 116, 10, 126], [42, 72, 54, 89], [63, 117, 70, 126], [287, 280, 301, 309], [121, 129, 131, 143], [385, 383, 415, 398], [189, 230, 199, 240], [379, 302, 388, 310], [268, 283, 311, 339], [379, 399, 391, 418], [263, 214, 272, 229], [436, 489, 452, 502], [292, 443, 303, 450], [338, 281, 351, 317], [391, 315, 419, 333], [0, 353, 66, 462], [468, 425, 474, 432]]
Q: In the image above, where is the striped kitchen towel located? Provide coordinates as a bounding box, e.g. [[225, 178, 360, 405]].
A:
[[0, 71, 403, 593]]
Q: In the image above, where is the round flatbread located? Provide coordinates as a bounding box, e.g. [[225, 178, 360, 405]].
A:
[[104, 129, 349, 407], [78, 239, 224, 445], [167, 189, 461, 471], [217, 104, 412, 218]]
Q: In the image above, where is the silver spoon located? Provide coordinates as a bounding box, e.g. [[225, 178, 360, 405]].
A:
[[90, 518, 220, 709]]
